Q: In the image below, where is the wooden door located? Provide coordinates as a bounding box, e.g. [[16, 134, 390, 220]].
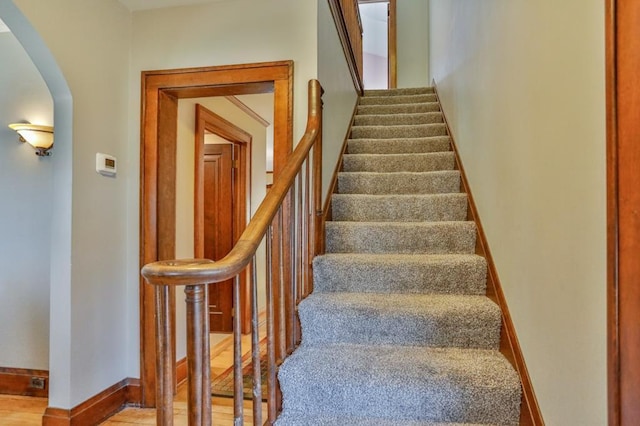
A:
[[204, 143, 235, 332]]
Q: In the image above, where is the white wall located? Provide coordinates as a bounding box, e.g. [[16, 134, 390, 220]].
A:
[[397, 0, 429, 87], [10, 0, 132, 408], [0, 30, 52, 370], [318, 0, 359, 201], [429, 1, 606, 424]]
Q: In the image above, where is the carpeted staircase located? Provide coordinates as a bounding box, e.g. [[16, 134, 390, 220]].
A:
[[275, 87, 522, 425]]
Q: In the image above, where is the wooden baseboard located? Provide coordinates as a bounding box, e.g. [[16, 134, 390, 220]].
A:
[[433, 81, 545, 425], [0, 367, 48, 398], [42, 378, 140, 426]]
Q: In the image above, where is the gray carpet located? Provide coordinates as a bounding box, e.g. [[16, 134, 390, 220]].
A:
[[275, 87, 522, 425]]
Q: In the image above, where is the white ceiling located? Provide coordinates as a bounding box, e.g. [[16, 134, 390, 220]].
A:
[[118, 0, 232, 11]]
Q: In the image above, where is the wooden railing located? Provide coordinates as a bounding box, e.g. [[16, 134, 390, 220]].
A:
[[141, 80, 324, 425], [329, 0, 365, 95]]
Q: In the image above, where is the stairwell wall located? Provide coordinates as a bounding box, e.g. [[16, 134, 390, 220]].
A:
[[429, 1, 606, 424]]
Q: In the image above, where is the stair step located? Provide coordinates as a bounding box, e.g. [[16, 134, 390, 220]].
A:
[[326, 221, 477, 254], [278, 344, 521, 424], [358, 102, 441, 115], [299, 293, 501, 349], [332, 194, 468, 222], [347, 136, 451, 154], [313, 253, 487, 295], [351, 123, 447, 139], [343, 152, 455, 173], [276, 412, 493, 426], [359, 93, 438, 105], [338, 171, 461, 195], [363, 87, 435, 96], [353, 112, 444, 126]]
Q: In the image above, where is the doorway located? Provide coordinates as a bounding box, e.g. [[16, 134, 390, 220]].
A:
[[140, 61, 293, 407], [359, 0, 397, 89], [195, 104, 252, 333]]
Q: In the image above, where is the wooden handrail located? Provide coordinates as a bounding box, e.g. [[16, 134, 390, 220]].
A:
[[141, 80, 323, 287], [141, 79, 324, 426]]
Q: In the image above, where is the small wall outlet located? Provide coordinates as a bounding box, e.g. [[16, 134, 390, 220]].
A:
[[29, 377, 46, 390]]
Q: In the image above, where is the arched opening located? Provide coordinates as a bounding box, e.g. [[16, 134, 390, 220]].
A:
[[0, 0, 72, 411]]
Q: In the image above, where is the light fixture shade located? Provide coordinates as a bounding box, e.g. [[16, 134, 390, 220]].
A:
[[8, 123, 54, 156]]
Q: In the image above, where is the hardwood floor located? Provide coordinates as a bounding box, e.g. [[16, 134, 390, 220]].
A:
[[0, 327, 267, 425], [0, 394, 47, 425]]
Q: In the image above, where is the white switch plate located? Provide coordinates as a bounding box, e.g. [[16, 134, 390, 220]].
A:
[[96, 153, 117, 177]]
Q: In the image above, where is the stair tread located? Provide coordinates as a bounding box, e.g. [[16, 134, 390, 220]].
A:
[[347, 136, 451, 154], [351, 123, 447, 139], [313, 253, 487, 295], [326, 221, 476, 254], [363, 87, 435, 96], [338, 170, 461, 195], [357, 103, 441, 115], [299, 293, 501, 349], [276, 411, 493, 426], [359, 93, 438, 105], [343, 152, 455, 173], [353, 112, 444, 126], [278, 344, 521, 424], [332, 193, 468, 222]]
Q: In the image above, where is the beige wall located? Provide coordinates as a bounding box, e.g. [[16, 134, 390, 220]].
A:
[[397, 0, 429, 88], [317, 0, 359, 200], [429, 1, 606, 424]]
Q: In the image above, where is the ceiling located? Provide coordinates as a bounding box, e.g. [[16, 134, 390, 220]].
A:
[[118, 0, 232, 11]]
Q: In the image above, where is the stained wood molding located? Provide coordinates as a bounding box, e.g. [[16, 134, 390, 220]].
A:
[[433, 82, 544, 425], [42, 378, 140, 426], [606, 0, 640, 424], [327, 0, 365, 95], [0, 367, 48, 398]]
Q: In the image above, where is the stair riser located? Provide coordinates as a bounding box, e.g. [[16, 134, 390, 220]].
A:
[[332, 195, 468, 222], [347, 137, 451, 154], [351, 124, 447, 139], [337, 172, 461, 195], [299, 297, 501, 349], [364, 87, 435, 96], [357, 103, 441, 115], [278, 346, 522, 424], [359, 94, 438, 105], [313, 255, 488, 295], [342, 153, 455, 173], [326, 222, 477, 255], [353, 112, 443, 126]]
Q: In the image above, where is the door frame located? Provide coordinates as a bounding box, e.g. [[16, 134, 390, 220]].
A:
[[140, 61, 293, 407], [358, 0, 397, 89], [195, 104, 252, 334], [606, 0, 640, 424]]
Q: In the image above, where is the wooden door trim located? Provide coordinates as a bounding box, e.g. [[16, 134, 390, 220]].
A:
[[195, 104, 252, 334], [388, 0, 397, 88], [140, 60, 293, 407], [607, 0, 640, 424]]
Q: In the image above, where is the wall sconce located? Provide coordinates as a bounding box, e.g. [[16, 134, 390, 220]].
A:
[[8, 123, 54, 156]]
